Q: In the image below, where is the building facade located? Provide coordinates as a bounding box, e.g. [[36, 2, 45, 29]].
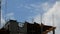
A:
[[0, 20, 56, 34]]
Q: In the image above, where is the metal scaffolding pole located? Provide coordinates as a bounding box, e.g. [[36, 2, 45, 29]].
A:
[[52, 14, 55, 34], [40, 11, 43, 34], [5, 0, 7, 22]]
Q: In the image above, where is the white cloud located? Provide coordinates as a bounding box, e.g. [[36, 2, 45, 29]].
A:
[[6, 13, 14, 16], [33, 2, 53, 24], [41, 2, 52, 12], [43, 1, 60, 25], [34, 1, 60, 34], [6, 12, 15, 20], [30, 2, 52, 12], [21, 2, 52, 15], [34, 14, 41, 23]]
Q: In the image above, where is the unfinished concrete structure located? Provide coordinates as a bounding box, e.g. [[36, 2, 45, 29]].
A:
[[0, 20, 56, 34]]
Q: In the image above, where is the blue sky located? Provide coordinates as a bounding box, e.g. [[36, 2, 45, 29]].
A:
[[1, 0, 60, 34], [2, 0, 56, 22]]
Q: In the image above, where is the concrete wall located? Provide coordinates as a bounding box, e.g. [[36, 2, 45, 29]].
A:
[[8, 20, 19, 34]]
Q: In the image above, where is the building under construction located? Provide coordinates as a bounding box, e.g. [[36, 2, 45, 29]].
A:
[[0, 20, 56, 34]]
